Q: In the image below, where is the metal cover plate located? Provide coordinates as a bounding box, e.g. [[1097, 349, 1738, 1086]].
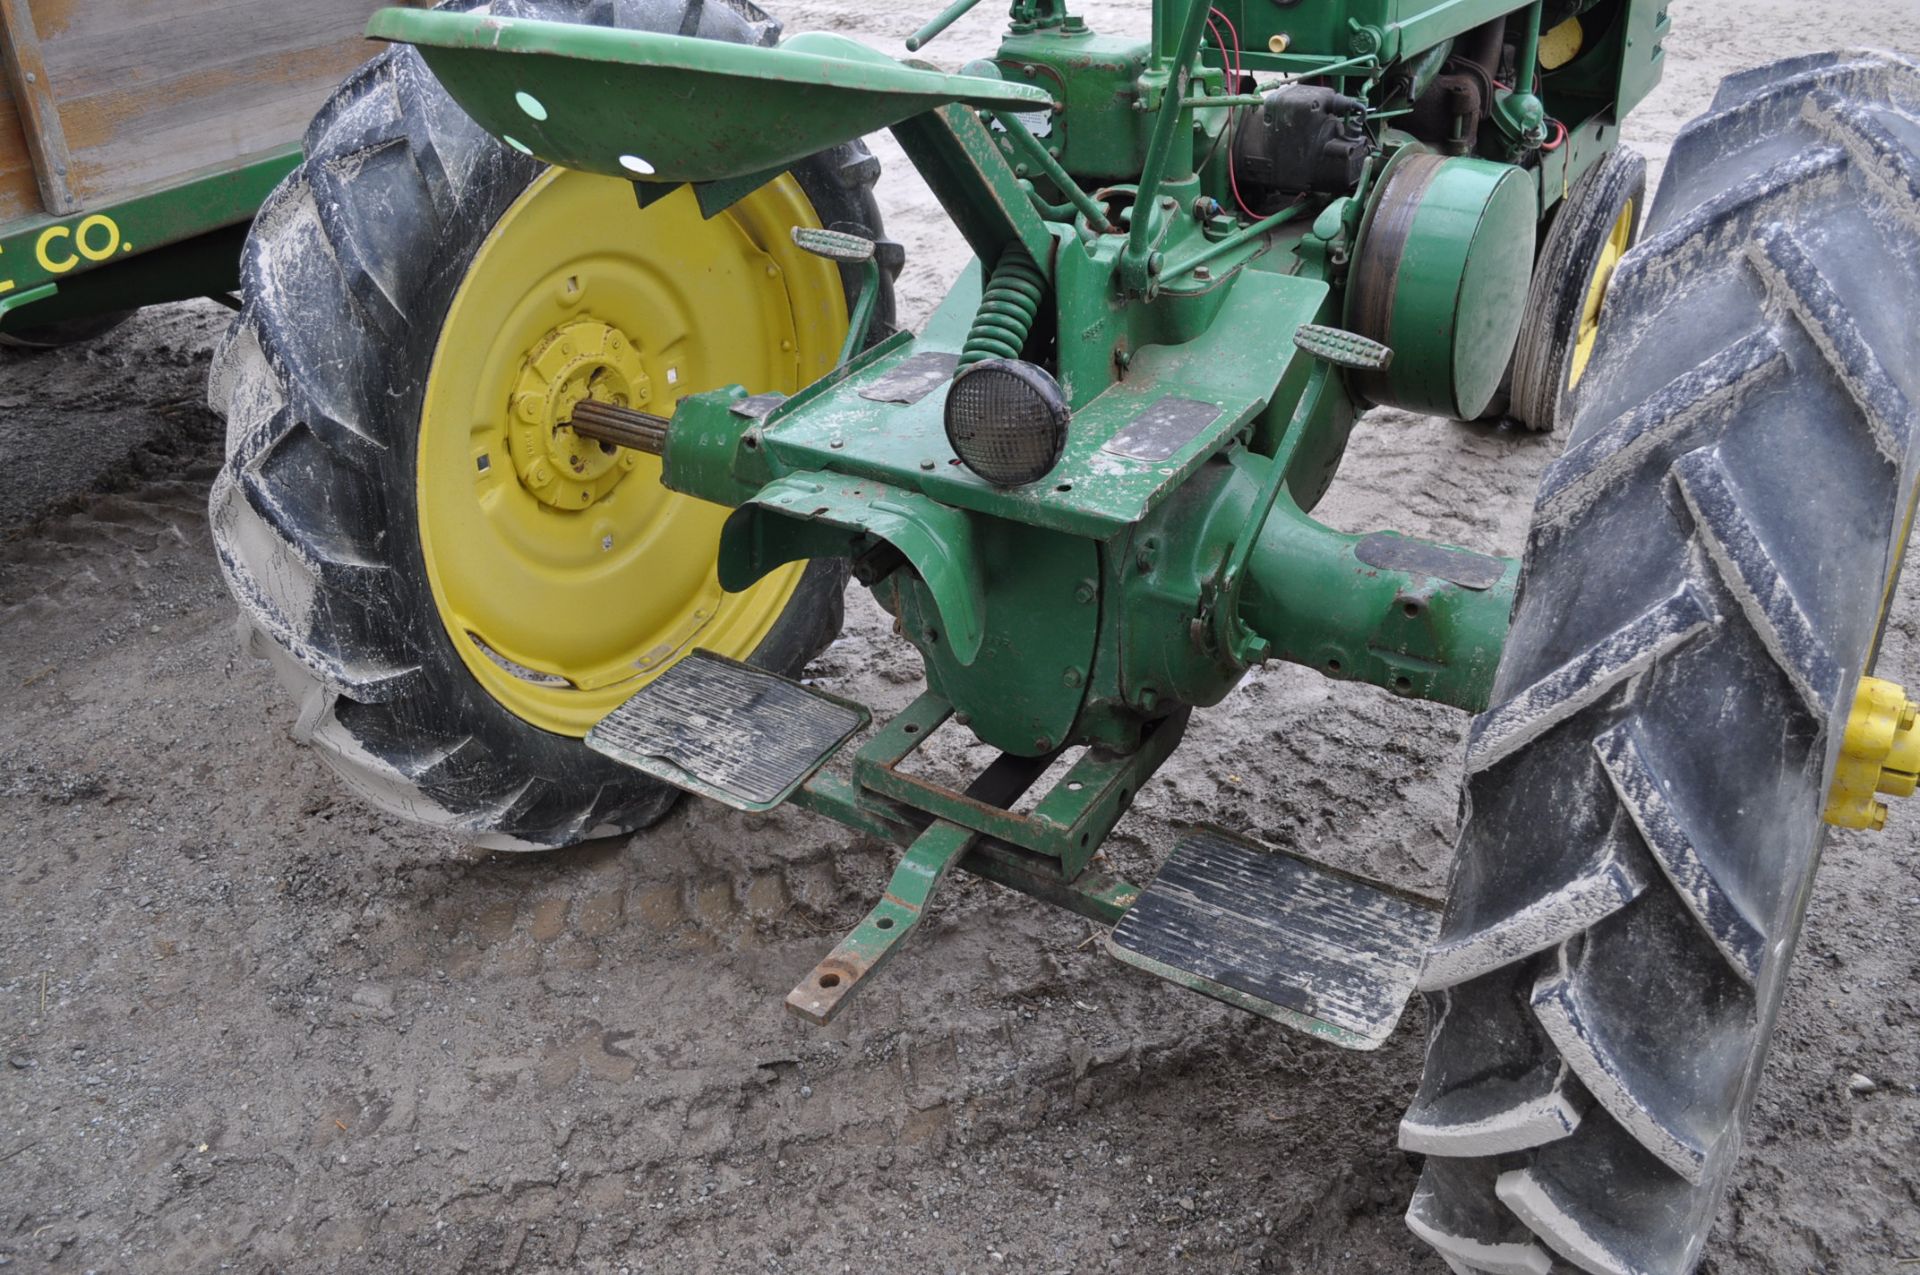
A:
[[858, 350, 958, 404], [1107, 828, 1441, 1050], [586, 650, 868, 812], [1100, 396, 1221, 462], [1353, 532, 1508, 591], [730, 391, 789, 420]]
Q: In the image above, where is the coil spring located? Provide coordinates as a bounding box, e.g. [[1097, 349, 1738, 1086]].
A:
[[959, 245, 1045, 366]]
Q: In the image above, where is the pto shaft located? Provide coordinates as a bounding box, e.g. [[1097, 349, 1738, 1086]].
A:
[[566, 400, 669, 454]]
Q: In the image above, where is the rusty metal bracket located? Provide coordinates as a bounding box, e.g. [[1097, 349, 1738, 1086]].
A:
[[781, 693, 1185, 1024], [785, 820, 976, 1024]]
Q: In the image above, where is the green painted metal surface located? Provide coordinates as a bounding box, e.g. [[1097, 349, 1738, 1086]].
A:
[[748, 270, 1325, 538], [887, 516, 1097, 753], [1348, 151, 1538, 419], [856, 696, 1189, 875], [789, 743, 1145, 925], [992, 30, 1156, 183], [366, 9, 1050, 184], [1239, 491, 1518, 711], [724, 471, 989, 664], [371, 0, 1665, 986], [892, 103, 1061, 284]]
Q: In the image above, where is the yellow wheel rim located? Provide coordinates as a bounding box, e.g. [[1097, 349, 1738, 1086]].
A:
[[1568, 197, 1634, 390], [417, 168, 848, 736]]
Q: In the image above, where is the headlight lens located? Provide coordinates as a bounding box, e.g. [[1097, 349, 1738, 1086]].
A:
[[943, 358, 1070, 487]]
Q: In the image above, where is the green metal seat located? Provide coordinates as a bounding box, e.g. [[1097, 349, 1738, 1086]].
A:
[[366, 9, 1053, 184]]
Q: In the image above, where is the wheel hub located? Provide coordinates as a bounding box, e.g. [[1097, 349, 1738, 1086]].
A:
[[1824, 675, 1920, 830], [510, 316, 651, 509]]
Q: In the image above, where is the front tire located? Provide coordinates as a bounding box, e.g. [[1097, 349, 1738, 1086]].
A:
[[209, 0, 894, 849], [1505, 147, 1645, 433], [1405, 51, 1920, 1275]]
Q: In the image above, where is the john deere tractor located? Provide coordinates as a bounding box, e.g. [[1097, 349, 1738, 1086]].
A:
[[207, 0, 1920, 1268]]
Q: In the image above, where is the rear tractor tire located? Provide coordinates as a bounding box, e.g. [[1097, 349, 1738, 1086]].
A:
[[209, 0, 895, 849], [1405, 51, 1920, 1275]]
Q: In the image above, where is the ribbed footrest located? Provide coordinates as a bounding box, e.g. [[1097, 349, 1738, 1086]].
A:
[[1108, 828, 1441, 1050], [586, 650, 868, 812]]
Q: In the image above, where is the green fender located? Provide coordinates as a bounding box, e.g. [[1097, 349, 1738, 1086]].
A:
[[719, 471, 987, 665]]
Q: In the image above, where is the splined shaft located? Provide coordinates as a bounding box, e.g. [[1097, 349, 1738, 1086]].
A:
[[566, 400, 670, 455]]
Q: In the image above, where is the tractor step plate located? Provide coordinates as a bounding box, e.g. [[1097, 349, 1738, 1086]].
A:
[[1108, 829, 1441, 1050], [586, 650, 868, 813]]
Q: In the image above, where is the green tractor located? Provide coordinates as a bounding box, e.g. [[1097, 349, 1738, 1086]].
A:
[[207, 0, 1920, 1269]]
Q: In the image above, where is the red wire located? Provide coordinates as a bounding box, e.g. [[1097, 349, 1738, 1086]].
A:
[[1208, 8, 1261, 219], [1211, 7, 1243, 81]]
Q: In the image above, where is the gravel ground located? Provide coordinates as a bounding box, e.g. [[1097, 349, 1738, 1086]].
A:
[[3, 2, 1918, 1272]]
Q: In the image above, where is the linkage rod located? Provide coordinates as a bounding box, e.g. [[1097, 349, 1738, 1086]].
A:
[[905, 0, 988, 52], [990, 110, 1111, 230], [1127, 0, 1215, 278]]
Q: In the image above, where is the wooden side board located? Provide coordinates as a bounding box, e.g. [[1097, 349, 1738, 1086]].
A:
[[0, 34, 39, 222], [0, 0, 430, 226]]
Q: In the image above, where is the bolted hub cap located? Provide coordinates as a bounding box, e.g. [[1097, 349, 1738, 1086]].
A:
[[1824, 675, 1920, 830], [510, 316, 650, 509]]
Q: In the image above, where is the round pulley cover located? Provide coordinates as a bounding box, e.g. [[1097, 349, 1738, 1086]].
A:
[[1345, 149, 1537, 419]]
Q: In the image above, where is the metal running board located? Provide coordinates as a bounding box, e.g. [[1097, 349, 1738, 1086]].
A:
[[586, 650, 868, 812], [1107, 828, 1441, 1050]]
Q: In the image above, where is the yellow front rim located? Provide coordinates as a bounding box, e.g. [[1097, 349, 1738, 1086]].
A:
[[1568, 197, 1634, 390], [417, 168, 848, 736]]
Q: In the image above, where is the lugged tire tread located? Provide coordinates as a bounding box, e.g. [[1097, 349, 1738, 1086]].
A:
[[1745, 223, 1912, 463], [1405, 51, 1920, 1275], [1590, 721, 1765, 983]]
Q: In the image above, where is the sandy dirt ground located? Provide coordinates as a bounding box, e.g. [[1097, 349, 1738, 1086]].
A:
[[4, 1, 1919, 1271]]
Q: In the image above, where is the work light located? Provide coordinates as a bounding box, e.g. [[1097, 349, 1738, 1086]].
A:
[[942, 358, 1071, 487]]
